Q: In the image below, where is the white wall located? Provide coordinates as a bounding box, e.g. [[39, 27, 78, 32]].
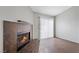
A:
[[40, 15, 54, 39], [0, 6, 35, 52], [0, 6, 34, 23], [15, 7, 34, 24], [56, 7, 79, 43]]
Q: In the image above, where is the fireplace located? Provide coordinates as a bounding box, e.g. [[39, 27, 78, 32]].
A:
[[17, 32, 30, 52]]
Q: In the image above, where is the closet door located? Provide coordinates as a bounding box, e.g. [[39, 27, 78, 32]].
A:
[[3, 21, 17, 53]]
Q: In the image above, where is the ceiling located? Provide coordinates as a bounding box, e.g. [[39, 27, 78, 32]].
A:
[[30, 6, 72, 16]]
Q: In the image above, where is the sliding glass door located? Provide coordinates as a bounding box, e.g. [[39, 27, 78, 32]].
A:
[[40, 16, 54, 39]]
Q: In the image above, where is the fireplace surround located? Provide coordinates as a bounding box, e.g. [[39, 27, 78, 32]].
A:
[[3, 21, 33, 53], [17, 32, 30, 52]]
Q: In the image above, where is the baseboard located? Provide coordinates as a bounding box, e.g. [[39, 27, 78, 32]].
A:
[[40, 37, 54, 40], [33, 38, 39, 40], [55, 37, 79, 44]]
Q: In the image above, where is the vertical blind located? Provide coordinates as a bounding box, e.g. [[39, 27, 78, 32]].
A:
[[40, 16, 54, 39]]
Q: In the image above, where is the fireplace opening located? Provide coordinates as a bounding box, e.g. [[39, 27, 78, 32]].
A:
[[17, 32, 30, 52]]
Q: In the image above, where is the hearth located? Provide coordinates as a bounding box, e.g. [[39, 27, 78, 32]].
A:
[[17, 32, 30, 52]]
